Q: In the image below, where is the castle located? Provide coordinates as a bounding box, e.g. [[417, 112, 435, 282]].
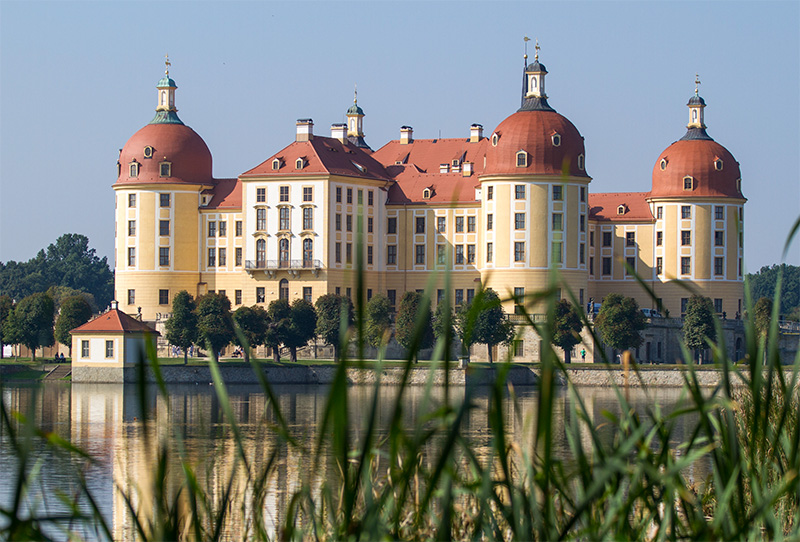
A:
[[112, 51, 745, 361]]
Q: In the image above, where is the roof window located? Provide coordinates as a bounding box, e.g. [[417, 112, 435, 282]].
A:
[[143, 146, 154, 159], [516, 150, 528, 168], [577, 154, 585, 170], [129, 161, 140, 178], [296, 157, 306, 169], [352, 161, 366, 173], [714, 158, 723, 171], [491, 133, 499, 146], [617, 204, 627, 215], [422, 187, 432, 199], [551, 133, 561, 147], [272, 158, 282, 170], [683, 176, 694, 190], [660, 158, 668, 171], [159, 161, 171, 177]]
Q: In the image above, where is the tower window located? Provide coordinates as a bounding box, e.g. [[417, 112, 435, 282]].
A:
[[577, 154, 585, 170], [660, 158, 667, 171], [143, 146, 154, 159], [683, 176, 694, 190], [714, 159, 723, 171], [159, 161, 171, 177], [552, 185, 563, 201], [516, 150, 527, 167], [491, 133, 499, 146], [551, 133, 561, 147], [129, 161, 139, 178]]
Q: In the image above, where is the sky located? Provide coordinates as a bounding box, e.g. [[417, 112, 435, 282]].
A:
[[1, 1, 798, 272]]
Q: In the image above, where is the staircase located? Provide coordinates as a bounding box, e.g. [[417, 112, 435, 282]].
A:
[[44, 364, 72, 380]]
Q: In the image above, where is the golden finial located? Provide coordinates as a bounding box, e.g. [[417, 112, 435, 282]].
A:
[[165, 54, 171, 76], [523, 36, 530, 61], [535, 39, 540, 61], [695, 73, 701, 95]]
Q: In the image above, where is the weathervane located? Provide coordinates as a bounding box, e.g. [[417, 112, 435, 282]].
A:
[[695, 73, 701, 95], [524, 36, 530, 61], [165, 54, 171, 76], [354, 83, 358, 104], [535, 39, 540, 61]]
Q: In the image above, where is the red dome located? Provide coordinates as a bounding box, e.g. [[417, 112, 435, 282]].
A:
[[651, 138, 742, 199], [483, 110, 588, 177], [115, 123, 212, 185]]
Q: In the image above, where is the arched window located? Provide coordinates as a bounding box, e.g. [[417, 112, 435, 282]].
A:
[[516, 150, 527, 167], [683, 176, 694, 190], [714, 159, 723, 171], [272, 158, 281, 170], [279, 279, 289, 300], [129, 161, 139, 178], [660, 158, 668, 171], [303, 238, 313, 266], [577, 154, 585, 170], [256, 239, 266, 267], [279, 238, 290, 267], [422, 188, 431, 199], [551, 133, 561, 147], [491, 133, 499, 146]]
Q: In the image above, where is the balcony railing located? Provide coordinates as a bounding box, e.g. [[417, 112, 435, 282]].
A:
[[245, 259, 323, 271]]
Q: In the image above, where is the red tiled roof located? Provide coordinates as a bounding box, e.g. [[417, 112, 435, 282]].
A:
[[651, 139, 743, 199], [240, 136, 392, 182], [372, 138, 488, 205], [70, 309, 159, 335], [205, 178, 241, 209], [589, 192, 653, 222]]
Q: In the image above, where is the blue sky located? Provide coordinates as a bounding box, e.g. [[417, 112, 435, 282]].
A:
[[1, 1, 798, 271]]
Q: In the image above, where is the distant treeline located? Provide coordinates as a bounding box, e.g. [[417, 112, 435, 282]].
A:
[[746, 264, 799, 320]]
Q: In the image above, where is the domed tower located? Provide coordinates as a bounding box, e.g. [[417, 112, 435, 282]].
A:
[[479, 46, 591, 311], [647, 79, 746, 317], [346, 87, 370, 150], [113, 60, 215, 320]]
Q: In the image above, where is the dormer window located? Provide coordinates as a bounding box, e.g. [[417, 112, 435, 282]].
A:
[[422, 188, 432, 199], [737, 178, 742, 193], [714, 158, 723, 171], [351, 161, 366, 173], [129, 161, 140, 178], [117, 161, 121, 177], [551, 133, 561, 147], [491, 133, 499, 146], [296, 158, 305, 169], [143, 146, 154, 159], [452, 159, 460, 167], [159, 161, 172, 177], [271, 158, 282, 170], [660, 158, 668, 171], [683, 176, 694, 190], [577, 154, 585, 170], [617, 205, 627, 215], [439, 163, 449, 173], [516, 150, 528, 168]]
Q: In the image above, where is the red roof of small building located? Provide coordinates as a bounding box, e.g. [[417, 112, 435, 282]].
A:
[[204, 178, 241, 209], [589, 192, 653, 222], [240, 136, 392, 182], [70, 309, 159, 335]]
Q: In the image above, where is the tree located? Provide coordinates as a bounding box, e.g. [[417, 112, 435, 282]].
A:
[[470, 288, 514, 364], [195, 293, 234, 358], [285, 299, 317, 363], [46, 285, 98, 313], [683, 295, 716, 363], [3, 293, 55, 361], [265, 299, 291, 362], [165, 291, 199, 364], [364, 294, 393, 349], [747, 264, 799, 319], [315, 294, 354, 361], [552, 299, 584, 363], [395, 291, 434, 361], [433, 301, 455, 345], [594, 293, 646, 359], [752, 297, 773, 339], [54, 295, 93, 355], [0, 295, 12, 359], [232, 305, 268, 363]]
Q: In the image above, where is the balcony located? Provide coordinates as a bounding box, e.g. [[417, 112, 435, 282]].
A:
[[245, 259, 323, 278]]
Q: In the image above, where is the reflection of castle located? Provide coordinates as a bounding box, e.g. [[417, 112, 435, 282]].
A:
[[113, 52, 745, 358]]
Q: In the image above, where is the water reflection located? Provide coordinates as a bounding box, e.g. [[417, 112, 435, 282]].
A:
[[2, 382, 700, 539]]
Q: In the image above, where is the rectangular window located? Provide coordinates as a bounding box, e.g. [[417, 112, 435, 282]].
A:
[[257, 188, 266, 203], [467, 216, 476, 232], [387, 217, 397, 234], [256, 287, 265, 303], [656, 231, 663, 246], [415, 216, 425, 234], [218, 248, 226, 266], [487, 186, 494, 200], [235, 290, 242, 305], [590, 256, 594, 275], [368, 190, 374, 206], [160, 193, 170, 207], [580, 214, 585, 232], [715, 206, 724, 220], [487, 214, 493, 231], [514, 287, 525, 314], [626, 256, 635, 275], [336, 186, 342, 203], [714, 298, 723, 313], [625, 231, 635, 246], [159, 247, 169, 266], [455, 289, 464, 306], [208, 248, 216, 267], [346, 287, 351, 299], [81, 340, 90, 358], [602, 231, 612, 247], [681, 205, 691, 219], [715, 257, 724, 275], [437, 289, 444, 304], [105, 340, 114, 358], [467, 244, 476, 264], [346, 243, 352, 264], [579, 243, 585, 264], [128, 194, 136, 207], [387, 290, 396, 307], [681, 297, 688, 315], [437, 245, 446, 264], [415, 244, 425, 264], [580, 186, 586, 202], [681, 256, 691, 274], [347, 188, 353, 204], [455, 245, 464, 264], [127, 289, 135, 305], [335, 213, 342, 231], [657, 206, 663, 219], [279, 186, 289, 202], [455, 216, 464, 233], [303, 208, 313, 230], [127, 247, 135, 267], [256, 209, 266, 231], [335, 242, 342, 263], [513, 340, 524, 357], [303, 186, 313, 202], [552, 185, 563, 201], [159, 289, 169, 305], [602, 257, 611, 275], [303, 287, 312, 302], [590, 231, 595, 246], [552, 213, 563, 231], [367, 245, 373, 265], [715, 231, 724, 246], [235, 247, 242, 266], [346, 214, 352, 232], [466, 289, 475, 305], [219, 221, 227, 237], [552, 241, 563, 264], [208, 222, 216, 237], [235, 220, 243, 236], [387, 245, 397, 264], [515, 213, 525, 230], [128, 220, 136, 236], [367, 217, 373, 233], [514, 242, 525, 262], [335, 287, 341, 295], [159, 220, 169, 236], [437, 216, 446, 233], [681, 231, 691, 245], [486, 242, 493, 262], [279, 207, 290, 230], [515, 185, 525, 199], [357, 189, 363, 205]]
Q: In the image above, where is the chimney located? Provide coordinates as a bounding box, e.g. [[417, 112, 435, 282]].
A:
[[470, 123, 483, 143], [462, 161, 473, 177], [400, 125, 413, 145], [331, 123, 347, 143], [110, 300, 119, 310], [296, 118, 314, 142]]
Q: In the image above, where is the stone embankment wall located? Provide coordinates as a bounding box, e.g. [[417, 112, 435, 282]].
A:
[[72, 364, 749, 388]]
